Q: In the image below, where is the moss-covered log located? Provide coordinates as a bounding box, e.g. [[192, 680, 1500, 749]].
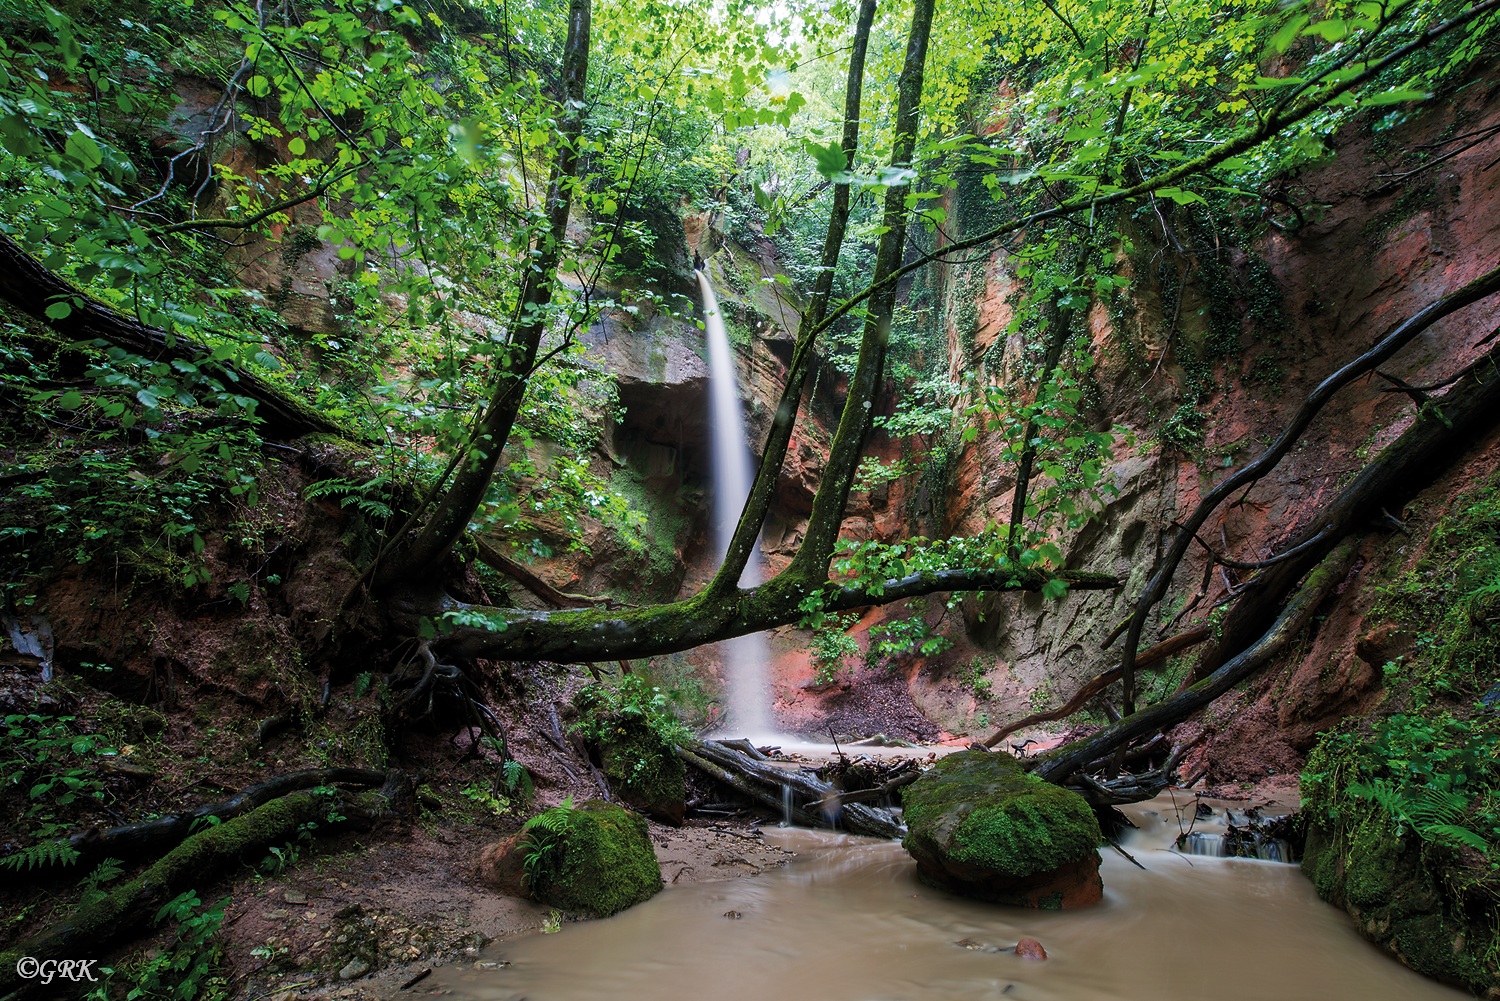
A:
[[0, 772, 410, 999], [41, 767, 388, 873]]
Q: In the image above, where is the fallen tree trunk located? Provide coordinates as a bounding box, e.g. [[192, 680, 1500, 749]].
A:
[[41, 767, 387, 874], [678, 740, 906, 839], [1195, 342, 1500, 681], [981, 626, 1212, 747], [1033, 540, 1359, 785], [0, 235, 351, 441], [0, 770, 412, 999], [1033, 342, 1500, 791], [1114, 262, 1500, 710]]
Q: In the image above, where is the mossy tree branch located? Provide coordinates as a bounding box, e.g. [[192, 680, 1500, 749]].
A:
[[0, 772, 410, 999], [437, 565, 1118, 664], [0, 234, 352, 441]]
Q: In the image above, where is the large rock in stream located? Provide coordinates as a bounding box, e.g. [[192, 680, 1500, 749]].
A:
[[901, 750, 1103, 908]]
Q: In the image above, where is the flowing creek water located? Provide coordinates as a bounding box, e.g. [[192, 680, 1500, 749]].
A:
[[422, 791, 1465, 1001]]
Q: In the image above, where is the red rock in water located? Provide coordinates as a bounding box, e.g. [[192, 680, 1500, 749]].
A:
[[1014, 938, 1047, 960]]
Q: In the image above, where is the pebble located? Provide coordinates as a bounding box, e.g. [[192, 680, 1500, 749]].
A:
[[338, 958, 371, 980]]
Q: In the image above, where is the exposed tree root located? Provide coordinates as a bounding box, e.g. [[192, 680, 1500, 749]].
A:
[[0, 771, 412, 999], [15, 768, 388, 877]]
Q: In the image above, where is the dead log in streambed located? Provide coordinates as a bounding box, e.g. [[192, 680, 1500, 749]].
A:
[[677, 740, 907, 839]]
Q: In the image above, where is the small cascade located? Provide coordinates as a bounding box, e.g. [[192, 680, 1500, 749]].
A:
[[781, 783, 793, 827], [696, 268, 774, 739], [1177, 832, 1226, 857], [1172, 806, 1297, 863]]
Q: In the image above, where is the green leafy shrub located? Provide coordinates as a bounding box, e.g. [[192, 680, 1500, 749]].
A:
[[1, 714, 115, 838], [88, 891, 229, 1001], [573, 676, 686, 823], [810, 612, 861, 686]]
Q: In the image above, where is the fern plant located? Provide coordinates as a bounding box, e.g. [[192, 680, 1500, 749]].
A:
[[303, 472, 395, 519], [0, 839, 80, 871], [1348, 780, 1490, 853], [520, 797, 576, 888]]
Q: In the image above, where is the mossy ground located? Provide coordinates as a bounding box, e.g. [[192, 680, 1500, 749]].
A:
[[523, 800, 662, 918]]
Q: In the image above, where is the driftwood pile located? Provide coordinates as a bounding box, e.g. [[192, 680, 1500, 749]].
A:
[[677, 739, 917, 839]]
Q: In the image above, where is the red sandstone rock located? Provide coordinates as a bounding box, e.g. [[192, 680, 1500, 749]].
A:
[[475, 832, 529, 896], [1014, 937, 1047, 960]]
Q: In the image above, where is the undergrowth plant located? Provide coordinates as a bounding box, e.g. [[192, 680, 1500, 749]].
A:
[[0, 714, 115, 838], [571, 675, 690, 748], [86, 891, 230, 1001], [520, 796, 577, 889]]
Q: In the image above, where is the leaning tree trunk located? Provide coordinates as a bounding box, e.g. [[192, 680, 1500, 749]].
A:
[[1032, 342, 1500, 786], [786, 0, 937, 580], [0, 235, 349, 440], [708, 0, 878, 596], [378, 0, 593, 587]]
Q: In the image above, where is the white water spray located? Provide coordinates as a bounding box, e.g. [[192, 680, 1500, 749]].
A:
[[697, 268, 774, 738]]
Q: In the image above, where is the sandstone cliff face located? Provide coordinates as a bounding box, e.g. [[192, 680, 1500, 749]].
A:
[[896, 75, 1500, 760]]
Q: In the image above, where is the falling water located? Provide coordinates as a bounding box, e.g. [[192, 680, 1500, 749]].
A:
[[697, 268, 774, 738]]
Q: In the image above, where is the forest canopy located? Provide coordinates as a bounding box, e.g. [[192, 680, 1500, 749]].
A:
[[2, 0, 1498, 699]]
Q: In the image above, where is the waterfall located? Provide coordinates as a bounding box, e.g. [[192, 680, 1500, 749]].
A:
[[696, 269, 774, 738]]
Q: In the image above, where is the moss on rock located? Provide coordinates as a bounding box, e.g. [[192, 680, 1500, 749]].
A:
[[598, 717, 686, 826], [524, 800, 662, 918], [901, 750, 1103, 907], [1302, 738, 1500, 994]]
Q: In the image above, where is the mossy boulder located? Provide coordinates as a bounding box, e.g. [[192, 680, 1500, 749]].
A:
[[598, 717, 687, 826], [1302, 741, 1499, 993], [901, 750, 1103, 908], [522, 800, 663, 918]]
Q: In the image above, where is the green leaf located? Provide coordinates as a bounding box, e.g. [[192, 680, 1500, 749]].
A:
[[288, 136, 306, 156], [64, 129, 102, 169], [1362, 89, 1431, 106], [804, 138, 847, 179], [44, 299, 73, 320]]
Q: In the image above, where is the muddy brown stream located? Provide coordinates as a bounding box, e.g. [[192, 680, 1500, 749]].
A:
[[423, 794, 1464, 1001]]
